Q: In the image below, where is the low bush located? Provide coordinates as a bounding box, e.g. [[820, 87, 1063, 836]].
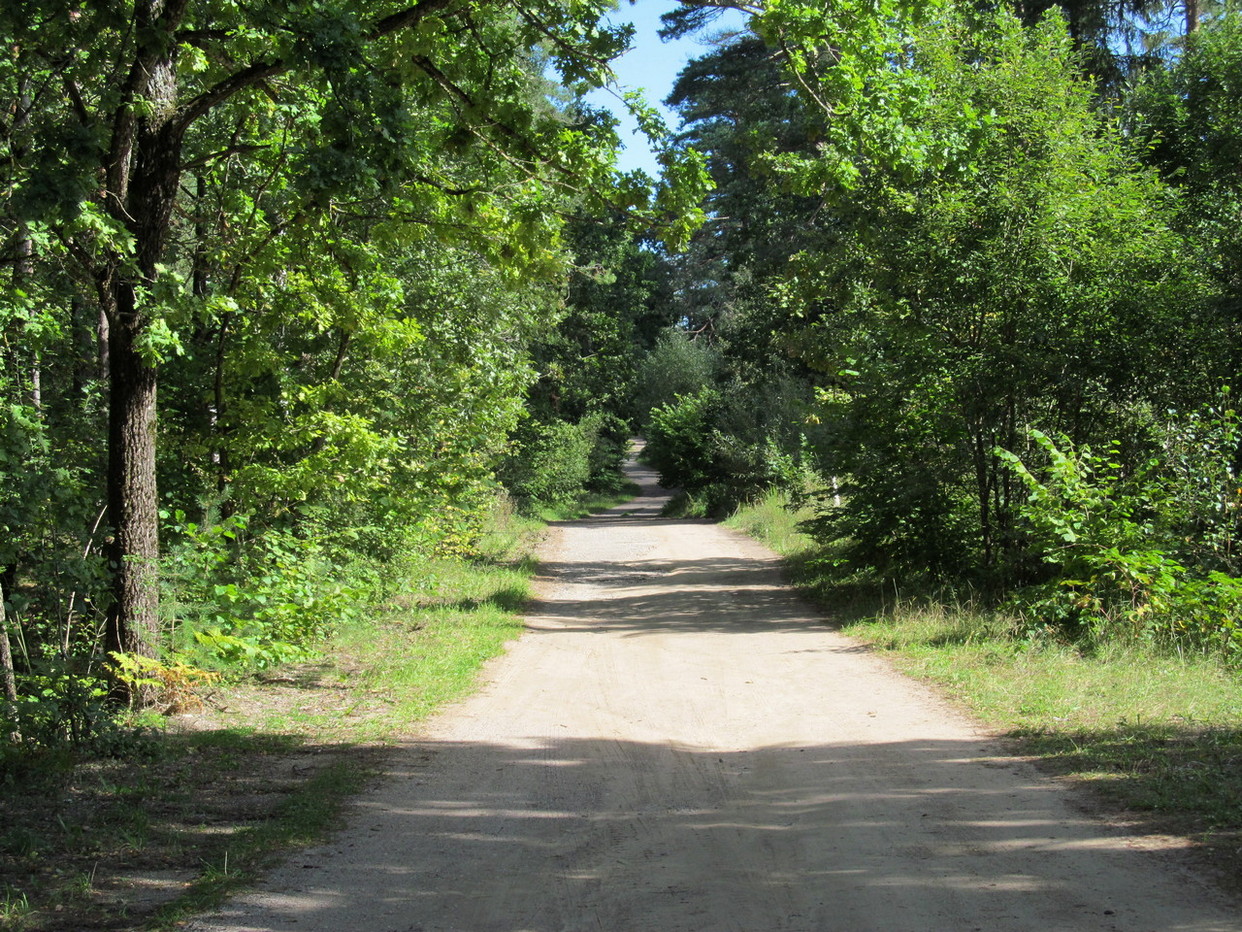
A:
[[500, 412, 632, 511], [999, 414, 1242, 657], [161, 512, 372, 670], [631, 330, 719, 424], [645, 385, 812, 516]]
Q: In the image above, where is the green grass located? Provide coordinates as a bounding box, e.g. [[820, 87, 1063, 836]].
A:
[[0, 886, 32, 929], [728, 489, 1242, 890], [314, 555, 533, 742], [725, 487, 818, 555]]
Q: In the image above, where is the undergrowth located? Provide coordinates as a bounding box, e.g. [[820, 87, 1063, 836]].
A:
[[0, 505, 545, 931], [533, 482, 642, 522]]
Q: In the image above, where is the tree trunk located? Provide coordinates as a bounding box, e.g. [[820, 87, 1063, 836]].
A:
[[15, 232, 41, 415], [0, 579, 20, 743], [973, 426, 994, 572], [101, 5, 187, 691], [104, 282, 161, 672], [193, 173, 210, 299], [98, 305, 111, 382], [213, 312, 233, 505]]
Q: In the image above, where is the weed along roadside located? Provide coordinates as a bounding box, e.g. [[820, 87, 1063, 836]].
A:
[[0, 487, 640, 932], [726, 488, 1242, 898]]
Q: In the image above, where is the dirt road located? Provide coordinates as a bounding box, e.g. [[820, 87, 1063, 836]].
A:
[[191, 458, 1239, 932]]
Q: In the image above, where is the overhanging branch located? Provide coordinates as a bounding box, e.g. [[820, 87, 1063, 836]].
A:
[[176, 0, 466, 132]]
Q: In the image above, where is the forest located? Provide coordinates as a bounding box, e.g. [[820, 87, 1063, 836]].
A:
[[2, 0, 1241, 756]]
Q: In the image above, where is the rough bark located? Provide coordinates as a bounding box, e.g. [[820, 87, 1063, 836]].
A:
[[102, 2, 188, 678], [104, 284, 161, 668]]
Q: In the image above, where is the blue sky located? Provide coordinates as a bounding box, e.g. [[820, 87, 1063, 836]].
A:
[[588, 2, 750, 176]]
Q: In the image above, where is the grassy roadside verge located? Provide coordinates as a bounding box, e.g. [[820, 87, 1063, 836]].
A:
[[0, 485, 638, 932], [727, 489, 1242, 893]]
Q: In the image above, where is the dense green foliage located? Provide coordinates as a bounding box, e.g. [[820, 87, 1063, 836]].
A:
[[785, 10, 1216, 580], [5, 0, 1242, 749], [641, 0, 1242, 655], [0, 0, 704, 734]]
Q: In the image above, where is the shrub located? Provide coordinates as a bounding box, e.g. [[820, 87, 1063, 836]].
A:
[[645, 386, 813, 515], [999, 421, 1242, 656], [644, 388, 721, 493], [162, 512, 370, 669], [500, 412, 633, 511], [632, 330, 719, 424], [2, 659, 111, 750], [582, 411, 632, 492], [501, 418, 594, 509]]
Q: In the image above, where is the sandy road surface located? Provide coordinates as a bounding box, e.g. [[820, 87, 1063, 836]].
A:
[[191, 457, 1239, 932]]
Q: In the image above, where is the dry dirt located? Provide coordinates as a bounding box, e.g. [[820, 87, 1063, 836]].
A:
[[187, 458, 1241, 932]]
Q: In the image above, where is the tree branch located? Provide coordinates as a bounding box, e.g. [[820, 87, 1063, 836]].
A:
[[63, 79, 91, 125], [175, 59, 291, 132], [511, 3, 617, 73], [175, 0, 465, 134], [410, 53, 544, 162], [370, 0, 463, 39], [181, 142, 272, 171]]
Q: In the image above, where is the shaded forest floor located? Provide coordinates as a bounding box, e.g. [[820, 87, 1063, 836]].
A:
[[1, 711, 376, 931]]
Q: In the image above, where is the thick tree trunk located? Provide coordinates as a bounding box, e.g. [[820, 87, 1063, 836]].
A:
[[104, 283, 161, 670], [101, 5, 186, 687]]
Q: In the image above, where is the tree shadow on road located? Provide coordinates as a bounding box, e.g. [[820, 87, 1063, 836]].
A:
[[527, 553, 867, 640], [194, 734, 1239, 932]]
